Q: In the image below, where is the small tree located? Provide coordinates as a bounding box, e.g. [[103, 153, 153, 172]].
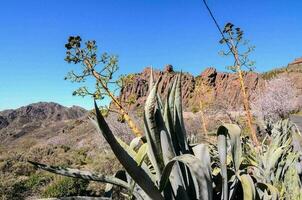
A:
[[252, 76, 298, 124], [64, 36, 142, 136]]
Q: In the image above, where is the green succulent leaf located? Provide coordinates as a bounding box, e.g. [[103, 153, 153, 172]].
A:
[[159, 154, 213, 200], [173, 73, 189, 153], [256, 182, 279, 200], [164, 88, 181, 155], [144, 78, 165, 181], [225, 124, 242, 171], [94, 101, 164, 200], [239, 174, 256, 200], [217, 123, 242, 200], [129, 136, 143, 150], [129, 144, 149, 199], [28, 161, 130, 189], [160, 130, 188, 199], [104, 170, 127, 198], [217, 125, 228, 200]]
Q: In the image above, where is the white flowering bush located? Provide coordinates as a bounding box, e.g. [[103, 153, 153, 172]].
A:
[[252, 76, 299, 123]]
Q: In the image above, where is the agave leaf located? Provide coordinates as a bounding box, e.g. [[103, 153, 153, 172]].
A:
[[144, 78, 165, 181], [115, 136, 137, 156], [149, 67, 154, 90], [92, 118, 154, 182], [170, 74, 192, 191], [154, 104, 167, 135], [131, 185, 151, 200], [135, 143, 148, 165], [160, 130, 176, 164], [273, 147, 297, 183], [129, 142, 150, 194], [192, 144, 211, 171], [94, 101, 164, 200], [28, 161, 130, 189], [174, 108, 189, 153], [149, 66, 164, 118], [224, 124, 242, 171], [164, 87, 193, 196], [129, 144, 149, 199], [173, 73, 189, 153], [129, 136, 143, 150], [168, 75, 178, 118], [217, 125, 228, 200], [281, 152, 297, 178], [217, 124, 242, 200], [229, 178, 240, 200], [192, 144, 212, 199], [164, 89, 181, 155], [157, 93, 164, 114], [104, 170, 127, 198], [124, 169, 151, 200], [239, 174, 256, 200], [174, 73, 187, 141], [256, 182, 279, 200], [159, 154, 213, 200], [160, 130, 188, 199], [265, 146, 285, 176]]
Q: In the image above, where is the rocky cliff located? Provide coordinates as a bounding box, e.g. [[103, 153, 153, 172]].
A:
[[119, 66, 265, 112]]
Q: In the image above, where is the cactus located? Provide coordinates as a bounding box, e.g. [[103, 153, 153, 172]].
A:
[[29, 73, 301, 199]]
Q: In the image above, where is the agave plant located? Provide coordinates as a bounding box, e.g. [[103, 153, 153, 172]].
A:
[[29, 73, 302, 199], [250, 119, 302, 199]]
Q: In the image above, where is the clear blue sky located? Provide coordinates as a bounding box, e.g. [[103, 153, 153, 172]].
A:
[[0, 0, 301, 110]]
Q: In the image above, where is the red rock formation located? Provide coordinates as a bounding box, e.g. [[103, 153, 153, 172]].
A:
[[164, 64, 174, 73], [120, 67, 194, 109], [290, 57, 302, 65], [119, 66, 265, 112]]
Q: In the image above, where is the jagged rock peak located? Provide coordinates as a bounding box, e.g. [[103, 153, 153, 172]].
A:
[[164, 64, 174, 73], [200, 67, 217, 86]]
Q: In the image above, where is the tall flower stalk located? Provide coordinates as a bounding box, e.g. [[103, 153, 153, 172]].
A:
[[64, 36, 142, 136]]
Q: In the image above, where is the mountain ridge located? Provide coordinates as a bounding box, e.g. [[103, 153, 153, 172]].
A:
[[0, 102, 87, 144]]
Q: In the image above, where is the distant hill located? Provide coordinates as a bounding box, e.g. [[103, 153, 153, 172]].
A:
[[0, 102, 87, 145], [0, 101, 136, 153], [0, 102, 86, 126]]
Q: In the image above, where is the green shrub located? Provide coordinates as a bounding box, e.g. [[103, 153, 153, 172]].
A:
[[11, 161, 36, 176], [70, 147, 94, 166], [42, 176, 89, 198], [1, 176, 31, 200], [24, 173, 53, 190]]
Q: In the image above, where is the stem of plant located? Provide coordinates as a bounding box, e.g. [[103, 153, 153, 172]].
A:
[[83, 59, 142, 137], [202, 0, 260, 146], [200, 103, 208, 136], [199, 84, 208, 136], [233, 53, 259, 146]]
